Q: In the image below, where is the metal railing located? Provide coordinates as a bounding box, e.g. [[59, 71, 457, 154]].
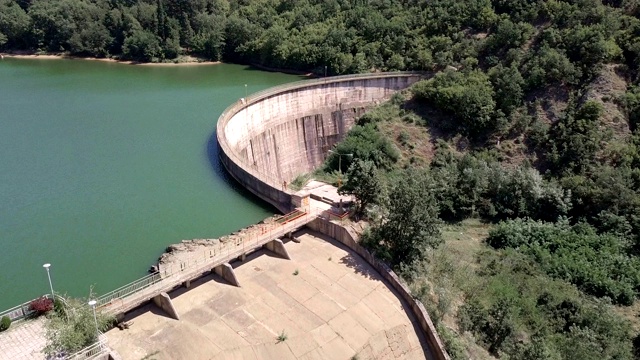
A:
[[94, 207, 319, 314], [65, 332, 108, 360], [0, 299, 37, 323], [96, 272, 162, 308], [0, 293, 62, 323]]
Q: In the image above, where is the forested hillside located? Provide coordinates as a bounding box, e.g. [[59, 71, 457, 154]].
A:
[[4, 0, 640, 358], [283, 0, 640, 357], [0, 0, 637, 76]]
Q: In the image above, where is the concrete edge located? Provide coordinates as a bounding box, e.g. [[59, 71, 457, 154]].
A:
[[306, 218, 451, 360]]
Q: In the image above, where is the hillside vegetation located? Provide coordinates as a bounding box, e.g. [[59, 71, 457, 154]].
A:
[[4, 0, 640, 358], [312, 2, 640, 355], [0, 0, 637, 76]]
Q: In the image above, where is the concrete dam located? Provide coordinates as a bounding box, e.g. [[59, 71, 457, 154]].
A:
[[216, 72, 450, 360], [217, 72, 424, 213]]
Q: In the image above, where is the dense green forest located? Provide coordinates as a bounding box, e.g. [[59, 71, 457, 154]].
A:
[[0, 0, 637, 76], [4, 0, 640, 357]]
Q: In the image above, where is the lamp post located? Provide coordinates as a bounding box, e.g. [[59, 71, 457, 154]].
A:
[[88, 300, 99, 340], [42, 263, 54, 299]]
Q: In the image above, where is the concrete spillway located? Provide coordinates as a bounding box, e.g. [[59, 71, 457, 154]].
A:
[[217, 72, 425, 213]]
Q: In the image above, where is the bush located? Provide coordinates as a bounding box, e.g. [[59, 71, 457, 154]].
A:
[[436, 324, 466, 360], [412, 70, 497, 137], [44, 296, 115, 356], [487, 219, 640, 305], [0, 316, 11, 331], [30, 297, 54, 315]]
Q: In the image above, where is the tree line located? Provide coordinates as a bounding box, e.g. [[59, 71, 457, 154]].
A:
[[0, 0, 638, 79]]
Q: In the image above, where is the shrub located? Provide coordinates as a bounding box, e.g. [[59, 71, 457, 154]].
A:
[[44, 295, 115, 355], [276, 330, 288, 343], [0, 316, 11, 331], [30, 297, 54, 315], [436, 323, 466, 360]]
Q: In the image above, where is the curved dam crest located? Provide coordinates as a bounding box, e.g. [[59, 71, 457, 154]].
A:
[[217, 73, 425, 213]]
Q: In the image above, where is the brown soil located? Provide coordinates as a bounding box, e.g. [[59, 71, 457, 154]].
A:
[[584, 64, 630, 139]]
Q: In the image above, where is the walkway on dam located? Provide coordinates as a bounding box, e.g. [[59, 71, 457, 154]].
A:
[[106, 230, 431, 360], [0, 318, 46, 360], [97, 206, 323, 316]]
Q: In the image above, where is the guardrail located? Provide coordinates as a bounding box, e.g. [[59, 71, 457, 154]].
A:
[[0, 299, 37, 323], [0, 294, 63, 323], [96, 272, 162, 308], [65, 332, 108, 360], [94, 207, 319, 314]]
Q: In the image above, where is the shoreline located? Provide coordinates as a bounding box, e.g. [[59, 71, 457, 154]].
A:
[[1, 52, 316, 75], [0, 52, 221, 66]]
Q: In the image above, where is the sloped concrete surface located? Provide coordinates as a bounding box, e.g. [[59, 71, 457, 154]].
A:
[[106, 230, 430, 359]]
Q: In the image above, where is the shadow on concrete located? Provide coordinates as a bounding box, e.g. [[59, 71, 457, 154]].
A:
[[147, 303, 177, 320], [296, 228, 434, 359], [117, 301, 175, 324], [205, 130, 278, 214], [169, 273, 218, 300], [338, 253, 378, 280]]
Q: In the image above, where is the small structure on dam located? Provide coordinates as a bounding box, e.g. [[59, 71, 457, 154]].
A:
[[217, 72, 426, 213]]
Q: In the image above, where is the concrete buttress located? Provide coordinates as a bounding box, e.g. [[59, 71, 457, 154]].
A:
[[263, 238, 291, 260], [152, 292, 180, 320], [213, 263, 240, 287]]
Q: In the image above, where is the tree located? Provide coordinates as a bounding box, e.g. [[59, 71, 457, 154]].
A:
[[338, 159, 383, 214], [374, 169, 442, 267], [412, 69, 497, 137], [44, 296, 115, 356], [546, 101, 607, 175], [122, 29, 161, 61], [488, 64, 525, 116], [0, 0, 30, 49]]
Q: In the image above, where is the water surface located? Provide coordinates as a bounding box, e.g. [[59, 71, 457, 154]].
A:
[[0, 58, 300, 309]]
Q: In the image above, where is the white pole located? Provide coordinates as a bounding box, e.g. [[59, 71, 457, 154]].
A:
[[88, 300, 100, 341], [43, 263, 54, 298]]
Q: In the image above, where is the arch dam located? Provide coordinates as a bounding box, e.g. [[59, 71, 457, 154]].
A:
[[98, 72, 450, 360]]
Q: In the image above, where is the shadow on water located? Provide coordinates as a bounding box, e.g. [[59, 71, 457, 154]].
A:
[[206, 130, 278, 214]]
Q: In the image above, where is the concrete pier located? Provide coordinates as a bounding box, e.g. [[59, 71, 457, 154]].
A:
[[152, 292, 179, 320], [213, 263, 241, 287]]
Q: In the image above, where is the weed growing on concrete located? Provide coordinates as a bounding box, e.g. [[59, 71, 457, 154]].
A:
[[293, 269, 299, 276], [140, 351, 160, 360], [277, 330, 288, 343]]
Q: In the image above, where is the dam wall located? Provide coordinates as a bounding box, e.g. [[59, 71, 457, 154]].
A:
[[307, 217, 450, 360], [216, 72, 425, 213]]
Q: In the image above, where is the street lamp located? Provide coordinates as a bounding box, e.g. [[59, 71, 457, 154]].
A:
[[42, 263, 54, 299], [328, 150, 353, 175], [88, 300, 100, 340]]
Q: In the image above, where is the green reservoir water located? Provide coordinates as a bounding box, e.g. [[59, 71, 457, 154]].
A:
[[0, 58, 300, 310]]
